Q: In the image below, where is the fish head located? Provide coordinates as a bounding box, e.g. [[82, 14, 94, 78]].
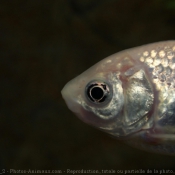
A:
[[62, 48, 155, 137], [62, 41, 175, 155]]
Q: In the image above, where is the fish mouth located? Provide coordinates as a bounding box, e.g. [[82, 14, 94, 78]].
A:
[[61, 81, 81, 114]]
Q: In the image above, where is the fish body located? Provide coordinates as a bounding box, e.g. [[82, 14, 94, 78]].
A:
[[62, 41, 175, 155]]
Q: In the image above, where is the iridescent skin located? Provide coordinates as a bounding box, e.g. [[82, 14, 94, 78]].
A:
[[62, 41, 175, 155]]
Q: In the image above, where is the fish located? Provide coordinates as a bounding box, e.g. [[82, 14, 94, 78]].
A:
[[61, 41, 175, 155]]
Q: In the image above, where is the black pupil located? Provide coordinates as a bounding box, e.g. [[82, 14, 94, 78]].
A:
[[86, 82, 109, 103], [91, 87, 103, 100]]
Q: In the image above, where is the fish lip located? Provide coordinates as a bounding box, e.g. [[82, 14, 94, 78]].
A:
[[61, 84, 80, 114]]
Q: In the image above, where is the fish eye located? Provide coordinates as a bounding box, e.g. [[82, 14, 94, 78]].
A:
[[85, 81, 112, 104]]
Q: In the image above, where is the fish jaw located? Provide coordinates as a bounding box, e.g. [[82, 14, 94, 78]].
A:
[[61, 79, 80, 114], [61, 79, 90, 123]]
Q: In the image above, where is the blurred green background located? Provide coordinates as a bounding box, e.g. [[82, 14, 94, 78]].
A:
[[1, 0, 175, 174]]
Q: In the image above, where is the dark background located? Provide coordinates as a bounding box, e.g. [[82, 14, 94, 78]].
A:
[[1, 0, 175, 174]]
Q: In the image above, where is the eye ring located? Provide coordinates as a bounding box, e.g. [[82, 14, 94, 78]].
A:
[[85, 81, 112, 104]]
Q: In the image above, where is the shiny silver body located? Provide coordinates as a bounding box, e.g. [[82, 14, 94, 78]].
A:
[[62, 41, 175, 155]]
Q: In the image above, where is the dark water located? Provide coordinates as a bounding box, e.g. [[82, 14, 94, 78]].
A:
[[1, 0, 175, 174]]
